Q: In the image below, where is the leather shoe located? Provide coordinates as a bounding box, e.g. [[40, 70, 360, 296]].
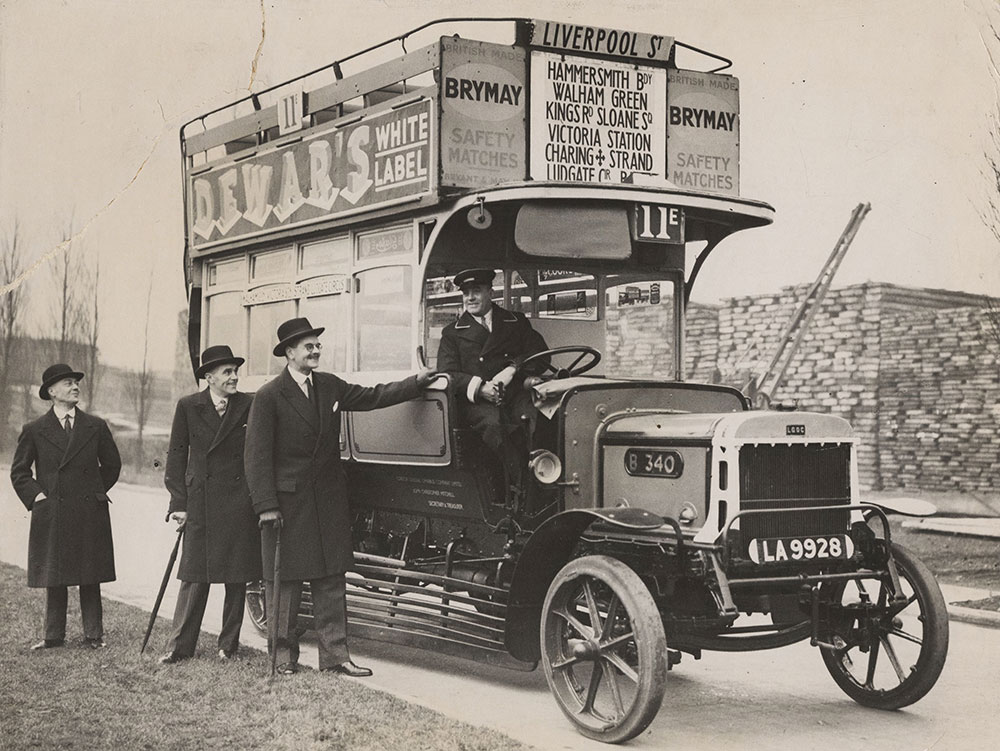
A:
[[275, 662, 298, 675], [158, 651, 187, 664], [30, 639, 65, 651], [323, 660, 373, 677], [83, 638, 106, 649]]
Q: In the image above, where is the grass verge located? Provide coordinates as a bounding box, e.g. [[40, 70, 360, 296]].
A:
[[0, 562, 528, 751], [889, 518, 1000, 592]]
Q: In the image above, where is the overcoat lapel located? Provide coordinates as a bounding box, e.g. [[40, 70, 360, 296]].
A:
[[39, 410, 69, 454], [454, 311, 489, 348], [209, 391, 248, 453], [60, 411, 98, 467], [481, 306, 518, 357], [196, 388, 222, 433], [279, 368, 320, 431]]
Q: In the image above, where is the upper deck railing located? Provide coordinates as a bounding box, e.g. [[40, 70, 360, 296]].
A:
[[181, 18, 744, 253]]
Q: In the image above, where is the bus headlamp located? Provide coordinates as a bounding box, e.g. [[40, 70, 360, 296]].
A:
[[529, 449, 562, 485]]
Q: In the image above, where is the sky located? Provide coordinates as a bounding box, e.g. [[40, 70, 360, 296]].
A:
[[1, 0, 998, 372]]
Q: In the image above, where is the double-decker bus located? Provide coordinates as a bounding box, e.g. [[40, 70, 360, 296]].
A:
[[180, 18, 947, 744]]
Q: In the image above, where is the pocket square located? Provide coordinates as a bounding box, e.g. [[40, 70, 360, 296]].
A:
[[331, 401, 339, 413]]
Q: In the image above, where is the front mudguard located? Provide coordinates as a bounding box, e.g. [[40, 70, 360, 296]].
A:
[[504, 507, 666, 662]]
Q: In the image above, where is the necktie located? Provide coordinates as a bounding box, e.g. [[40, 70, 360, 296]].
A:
[[63, 414, 73, 438], [480, 315, 491, 332], [305, 377, 316, 405]]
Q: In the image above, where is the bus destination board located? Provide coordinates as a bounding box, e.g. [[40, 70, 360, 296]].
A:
[[529, 51, 666, 184]]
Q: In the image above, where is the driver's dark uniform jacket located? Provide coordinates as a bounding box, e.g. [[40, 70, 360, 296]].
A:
[[436, 305, 548, 452]]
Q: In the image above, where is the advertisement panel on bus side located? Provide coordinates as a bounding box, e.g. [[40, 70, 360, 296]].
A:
[[187, 99, 434, 250], [666, 69, 740, 195], [439, 38, 527, 189]]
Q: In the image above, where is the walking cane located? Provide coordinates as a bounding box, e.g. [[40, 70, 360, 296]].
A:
[[140, 525, 184, 654], [268, 519, 282, 679]]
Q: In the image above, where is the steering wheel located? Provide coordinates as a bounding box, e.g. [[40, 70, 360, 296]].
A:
[[518, 345, 601, 381]]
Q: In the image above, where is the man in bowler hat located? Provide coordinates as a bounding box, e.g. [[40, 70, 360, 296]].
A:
[[245, 317, 436, 676], [10, 364, 122, 650], [159, 345, 261, 664], [436, 268, 550, 487]]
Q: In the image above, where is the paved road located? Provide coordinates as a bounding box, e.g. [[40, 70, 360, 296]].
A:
[[2, 475, 999, 750]]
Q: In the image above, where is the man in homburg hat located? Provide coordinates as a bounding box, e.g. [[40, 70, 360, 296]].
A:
[[245, 317, 436, 676], [159, 345, 261, 664], [10, 363, 122, 650], [436, 268, 550, 487]]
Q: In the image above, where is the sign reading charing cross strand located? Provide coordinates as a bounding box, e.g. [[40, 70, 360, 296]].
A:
[[188, 100, 434, 249], [530, 52, 666, 184]]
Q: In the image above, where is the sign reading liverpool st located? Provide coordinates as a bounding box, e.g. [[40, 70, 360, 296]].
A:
[[530, 52, 666, 184]]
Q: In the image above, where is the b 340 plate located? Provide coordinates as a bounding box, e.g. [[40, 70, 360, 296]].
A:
[[623, 448, 683, 478]]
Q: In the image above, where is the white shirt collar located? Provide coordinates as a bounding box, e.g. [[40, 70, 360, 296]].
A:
[[476, 306, 493, 330], [287, 367, 312, 386], [208, 388, 229, 406], [53, 404, 77, 421]]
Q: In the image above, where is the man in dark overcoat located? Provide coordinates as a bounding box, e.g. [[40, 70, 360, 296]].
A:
[[159, 345, 261, 664], [245, 317, 436, 676], [436, 268, 549, 484], [10, 363, 122, 650]]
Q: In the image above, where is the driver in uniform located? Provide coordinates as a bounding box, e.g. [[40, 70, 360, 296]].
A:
[[436, 268, 549, 492]]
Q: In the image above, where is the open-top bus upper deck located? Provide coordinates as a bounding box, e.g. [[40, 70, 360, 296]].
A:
[[179, 18, 773, 384]]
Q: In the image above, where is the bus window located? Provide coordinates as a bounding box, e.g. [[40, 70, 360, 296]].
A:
[[300, 236, 350, 273], [605, 279, 677, 378], [300, 292, 349, 373], [355, 265, 412, 371], [207, 258, 245, 288], [251, 248, 293, 281], [205, 291, 243, 350], [248, 299, 296, 376]]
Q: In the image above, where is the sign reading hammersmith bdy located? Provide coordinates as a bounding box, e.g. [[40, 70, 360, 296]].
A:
[[188, 99, 434, 249], [530, 19, 674, 63], [666, 70, 740, 195], [530, 52, 666, 184], [440, 38, 526, 188]]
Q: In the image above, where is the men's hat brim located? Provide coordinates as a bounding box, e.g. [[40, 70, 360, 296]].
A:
[[453, 268, 495, 288], [39, 371, 85, 400], [272, 327, 325, 357], [195, 356, 245, 379]]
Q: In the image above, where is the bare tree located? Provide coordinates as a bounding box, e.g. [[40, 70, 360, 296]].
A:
[[1, 217, 27, 450], [125, 270, 154, 463], [83, 254, 101, 410], [50, 225, 89, 362]]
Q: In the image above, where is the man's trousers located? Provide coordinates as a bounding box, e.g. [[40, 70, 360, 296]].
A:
[[264, 574, 349, 669], [165, 580, 247, 657], [44, 584, 102, 641]]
